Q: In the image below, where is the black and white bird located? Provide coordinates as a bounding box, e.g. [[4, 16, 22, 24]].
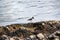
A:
[[28, 17, 34, 21]]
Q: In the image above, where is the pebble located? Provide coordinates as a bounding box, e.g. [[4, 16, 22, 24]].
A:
[[42, 23, 45, 25], [29, 35, 39, 40], [54, 37, 59, 40], [29, 35, 36, 38], [24, 37, 31, 40], [10, 38, 15, 40], [37, 33, 44, 39]]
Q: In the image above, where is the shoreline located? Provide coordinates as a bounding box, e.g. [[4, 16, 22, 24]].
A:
[[0, 20, 60, 40], [0, 20, 60, 26]]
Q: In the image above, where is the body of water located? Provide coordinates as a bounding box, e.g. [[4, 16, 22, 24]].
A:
[[0, 0, 60, 26]]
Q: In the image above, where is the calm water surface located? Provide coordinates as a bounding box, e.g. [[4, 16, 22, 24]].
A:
[[0, 0, 60, 26]]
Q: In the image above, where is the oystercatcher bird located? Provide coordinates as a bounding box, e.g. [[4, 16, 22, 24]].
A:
[[28, 17, 34, 21]]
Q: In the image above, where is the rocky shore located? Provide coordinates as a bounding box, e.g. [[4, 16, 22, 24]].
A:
[[0, 20, 60, 40]]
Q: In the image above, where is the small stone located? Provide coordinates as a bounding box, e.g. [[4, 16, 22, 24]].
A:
[[55, 31, 60, 37], [37, 33, 44, 39], [49, 22, 52, 24], [29, 35, 39, 40], [10, 38, 15, 40], [25, 37, 31, 40], [54, 37, 59, 40], [42, 23, 45, 25], [48, 35, 54, 40], [29, 35, 36, 38], [20, 27, 26, 30], [19, 38, 24, 40], [2, 35, 9, 40], [2, 35, 7, 37]]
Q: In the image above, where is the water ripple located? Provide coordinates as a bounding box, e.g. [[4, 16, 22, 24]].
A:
[[0, 0, 60, 26]]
